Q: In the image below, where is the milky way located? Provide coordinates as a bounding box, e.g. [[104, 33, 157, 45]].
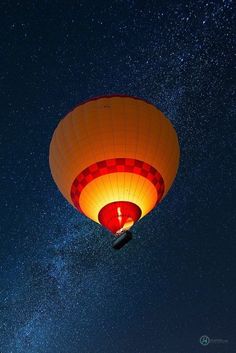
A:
[[0, 1, 235, 352]]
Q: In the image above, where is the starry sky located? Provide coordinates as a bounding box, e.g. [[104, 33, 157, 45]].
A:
[[0, 1, 235, 352]]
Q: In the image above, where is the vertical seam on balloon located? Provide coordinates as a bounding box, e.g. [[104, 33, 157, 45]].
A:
[[156, 116, 171, 196], [163, 132, 179, 196], [123, 99, 127, 202], [137, 108, 158, 203], [132, 103, 147, 201], [53, 123, 70, 198], [134, 101, 140, 197], [113, 99, 119, 204], [94, 100, 110, 210], [152, 111, 164, 198], [82, 104, 104, 212], [126, 102, 133, 202], [99, 100, 115, 206]]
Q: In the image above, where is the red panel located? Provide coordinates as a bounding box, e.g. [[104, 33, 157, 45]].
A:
[[98, 201, 142, 235], [71, 158, 165, 213]]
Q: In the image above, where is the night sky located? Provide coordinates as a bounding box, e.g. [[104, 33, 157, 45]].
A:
[[1, 1, 235, 353]]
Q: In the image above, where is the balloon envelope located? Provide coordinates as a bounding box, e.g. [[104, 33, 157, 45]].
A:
[[49, 95, 180, 235]]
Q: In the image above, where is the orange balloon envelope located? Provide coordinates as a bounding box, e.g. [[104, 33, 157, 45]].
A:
[[49, 95, 180, 236]]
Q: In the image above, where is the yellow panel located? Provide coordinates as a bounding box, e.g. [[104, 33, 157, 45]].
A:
[[78, 173, 158, 223]]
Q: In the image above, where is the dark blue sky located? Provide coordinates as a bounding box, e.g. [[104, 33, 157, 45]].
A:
[[0, 1, 235, 352]]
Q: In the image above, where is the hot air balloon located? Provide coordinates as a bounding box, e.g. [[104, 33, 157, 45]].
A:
[[49, 95, 180, 249]]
